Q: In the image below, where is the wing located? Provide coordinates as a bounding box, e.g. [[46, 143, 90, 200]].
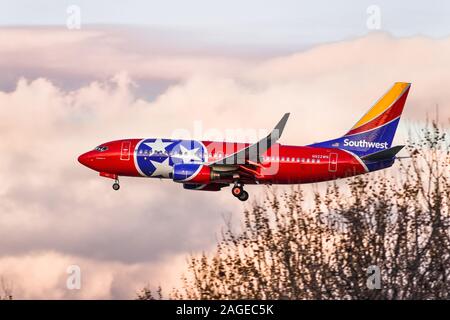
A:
[[209, 113, 290, 166], [208, 113, 290, 182]]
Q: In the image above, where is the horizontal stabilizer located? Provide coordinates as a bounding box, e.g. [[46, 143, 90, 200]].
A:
[[360, 145, 405, 161]]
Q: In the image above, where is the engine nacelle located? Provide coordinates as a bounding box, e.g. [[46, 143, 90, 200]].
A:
[[183, 183, 227, 191], [173, 163, 212, 183], [173, 163, 238, 184]]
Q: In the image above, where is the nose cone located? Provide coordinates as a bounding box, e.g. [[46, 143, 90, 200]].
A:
[[78, 152, 91, 167]]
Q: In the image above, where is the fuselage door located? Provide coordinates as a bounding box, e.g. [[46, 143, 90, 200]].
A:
[[120, 141, 131, 161], [328, 152, 338, 172]]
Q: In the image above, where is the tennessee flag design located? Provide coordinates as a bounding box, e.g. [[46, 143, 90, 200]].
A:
[[79, 82, 411, 201]]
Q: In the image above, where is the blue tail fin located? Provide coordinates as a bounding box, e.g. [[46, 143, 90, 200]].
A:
[[309, 82, 411, 156]]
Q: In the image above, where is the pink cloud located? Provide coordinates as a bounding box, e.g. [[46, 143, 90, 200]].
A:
[[0, 27, 252, 82], [0, 251, 187, 299]]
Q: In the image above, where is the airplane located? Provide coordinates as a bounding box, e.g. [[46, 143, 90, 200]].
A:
[[78, 82, 411, 201]]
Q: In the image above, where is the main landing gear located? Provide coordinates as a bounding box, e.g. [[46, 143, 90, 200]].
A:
[[112, 178, 120, 191], [232, 183, 249, 201]]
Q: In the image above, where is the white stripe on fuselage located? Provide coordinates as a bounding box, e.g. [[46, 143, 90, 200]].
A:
[[133, 139, 147, 177], [340, 149, 369, 173]]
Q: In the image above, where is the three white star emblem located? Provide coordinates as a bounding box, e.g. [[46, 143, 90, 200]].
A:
[[144, 139, 174, 153], [172, 145, 203, 163], [149, 158, 171, 178], [139, 139, 205, 177]]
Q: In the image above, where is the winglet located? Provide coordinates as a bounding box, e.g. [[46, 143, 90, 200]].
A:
[[209, 113, 291, 166], [272, 113, 290, 140]]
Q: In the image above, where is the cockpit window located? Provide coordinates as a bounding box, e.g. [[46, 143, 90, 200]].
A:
[[95, 146, 108, 152]]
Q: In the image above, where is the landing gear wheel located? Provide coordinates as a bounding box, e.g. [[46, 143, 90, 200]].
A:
[[232, 185, 243, 197], [238, 190, 249, 201], [112, 182, 120, 191]]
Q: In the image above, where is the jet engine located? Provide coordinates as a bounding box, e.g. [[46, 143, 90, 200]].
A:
[[172, 163, 236, 184]]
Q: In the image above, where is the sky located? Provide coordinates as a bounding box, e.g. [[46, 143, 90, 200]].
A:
[[0, 0, 449, 299], [1, 0, 450, 46]]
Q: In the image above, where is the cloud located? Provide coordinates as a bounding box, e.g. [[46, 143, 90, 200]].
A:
[[0, 27, 253, 90], [0, 27, 449, 298], [0, 251, 187, 299]]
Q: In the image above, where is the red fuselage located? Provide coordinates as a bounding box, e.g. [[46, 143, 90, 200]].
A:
[[77, 83, 410, 201], [78, 139, 368, 185]]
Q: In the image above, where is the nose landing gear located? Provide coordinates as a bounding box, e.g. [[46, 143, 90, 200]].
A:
[[100, 172, 120, 190], [232, 183, 249, 201], [112, 179, 120, 191]]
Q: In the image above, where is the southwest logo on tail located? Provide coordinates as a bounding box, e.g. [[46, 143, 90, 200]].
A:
[[78, 82, 411, 201], [310, 82, 411, 155], [343, 139, 389, 150]]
